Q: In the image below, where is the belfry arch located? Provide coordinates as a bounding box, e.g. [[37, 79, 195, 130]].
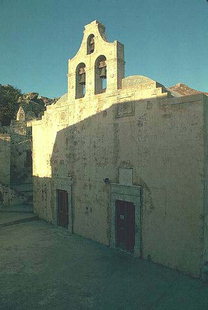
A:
[[87, 34, 95, 54], [95, 55, 107, 94], [75, 63, 86, 99]]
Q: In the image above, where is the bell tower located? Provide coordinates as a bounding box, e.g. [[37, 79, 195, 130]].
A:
[[67, 20, 125, 100]]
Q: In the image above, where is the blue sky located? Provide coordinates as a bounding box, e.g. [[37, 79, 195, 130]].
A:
[[0, 0, 207, 98]]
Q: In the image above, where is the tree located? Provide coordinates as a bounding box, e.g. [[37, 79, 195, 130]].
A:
[[0, 84, 22, 126]]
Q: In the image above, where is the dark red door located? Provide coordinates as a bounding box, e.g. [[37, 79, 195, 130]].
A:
[[57, 190, 68, 228], [115, 200, 135, 252]]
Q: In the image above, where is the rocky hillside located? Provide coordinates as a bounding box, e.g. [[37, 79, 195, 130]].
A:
[[169, 83, 208, 96], [0, 84, 57, 126], [17, 92, 58, 121]]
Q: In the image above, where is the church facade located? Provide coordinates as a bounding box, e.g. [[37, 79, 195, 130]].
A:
[[32, 20, 208, 277]]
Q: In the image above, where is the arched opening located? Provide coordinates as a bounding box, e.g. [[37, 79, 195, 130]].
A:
[[87, 34, 95, 54], [95, 55, 107, 94], [76, 63, 86, 99]]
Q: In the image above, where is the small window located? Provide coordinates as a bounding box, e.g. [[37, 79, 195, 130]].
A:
[[87, 34, 95, 54], [95, 55, 107, 94], [76, 63, 86, 98]]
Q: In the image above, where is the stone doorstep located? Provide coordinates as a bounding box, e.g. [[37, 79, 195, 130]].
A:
[[0, 208, 33, 213], [0, 215, 39, 228]]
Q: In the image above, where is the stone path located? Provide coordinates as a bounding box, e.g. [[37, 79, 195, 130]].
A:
[[1, 217, 208, 309]]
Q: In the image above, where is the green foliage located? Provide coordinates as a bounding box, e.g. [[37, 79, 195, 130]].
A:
[[0, 84, 22, 126]]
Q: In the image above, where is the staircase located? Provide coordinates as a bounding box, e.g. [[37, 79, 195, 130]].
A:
[[0, 182, 38, 228], [10, 182, 33, 206], [0, 181, 33, 210], [0, 205, 38, 228]]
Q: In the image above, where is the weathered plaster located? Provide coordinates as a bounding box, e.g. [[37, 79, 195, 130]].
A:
[[32, 21, 207, 277]]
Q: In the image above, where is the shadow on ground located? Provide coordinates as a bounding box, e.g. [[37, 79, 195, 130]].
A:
[[0, 220, 208, 310]]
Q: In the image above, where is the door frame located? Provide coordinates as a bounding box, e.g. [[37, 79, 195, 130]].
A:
[[110, 183, 142, 257], [53, 176, 73, 232]]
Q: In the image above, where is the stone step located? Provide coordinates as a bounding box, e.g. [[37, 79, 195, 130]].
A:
[[11, 183, 33, 192], [0, 204, 33, 213], [10, 183, 33, 202], [0, 214, 39, 228]]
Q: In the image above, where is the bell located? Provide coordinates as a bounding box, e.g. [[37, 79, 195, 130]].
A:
[[98, 60, 106, 68], [79, 67, 85, 75], [89, 37, 94, 53], [89, 46, 94, 53], [90, 37, 94, 45], [99, 66, 107, 79], [79, 73, 85, 85]]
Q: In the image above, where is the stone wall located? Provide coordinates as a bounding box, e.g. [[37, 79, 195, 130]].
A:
[[0, 134, 10, 185], [10, 121, 32, 184], [202, 95, 208, 270], [0, 121, 33, 207]]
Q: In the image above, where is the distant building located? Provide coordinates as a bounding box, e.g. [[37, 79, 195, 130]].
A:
[[0, 92, 54, 206], [32, 20, 208, 278], [0, 118, 32, 206]]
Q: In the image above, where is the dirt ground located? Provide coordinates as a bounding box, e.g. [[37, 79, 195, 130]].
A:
[[1, 219, 208, 310]]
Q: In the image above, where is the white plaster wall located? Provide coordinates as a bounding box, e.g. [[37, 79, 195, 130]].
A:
[[32, 92, 205, 277]]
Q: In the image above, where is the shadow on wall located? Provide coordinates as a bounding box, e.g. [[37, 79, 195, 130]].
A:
[[0, 124, 33, 207], [0, 134, 10, 185], [32, 93, 203, 258], [33, 91, 208, 277], [10, 127, 32, 185], [33, 98, 146, 244], [0, 135, 28, 207]]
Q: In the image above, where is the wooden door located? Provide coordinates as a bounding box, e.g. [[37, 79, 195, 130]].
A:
[[57, 190, 68, 228], [115, 200, 135, 252]]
